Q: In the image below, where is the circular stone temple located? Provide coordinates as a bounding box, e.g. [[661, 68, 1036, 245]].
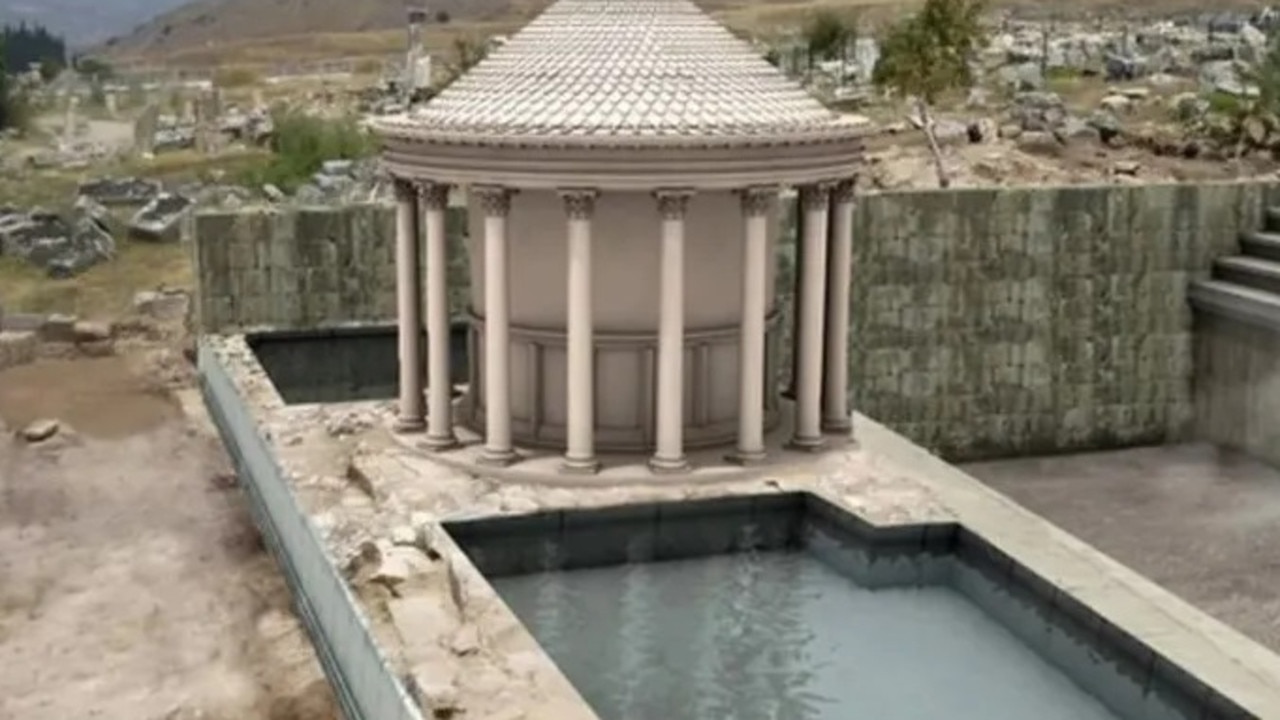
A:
[[370, 0, 867, 475]]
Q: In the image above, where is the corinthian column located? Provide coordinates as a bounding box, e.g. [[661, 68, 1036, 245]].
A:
[[393, 177, 424, 432], [823, 178, 856, 434], [419, 181, 457, 449], [650, 189, 694, 474], [730, 185, 776, 465], [561, 188, 600, 474], [475, 185, 517, 466], [789, 183, 832, 451]]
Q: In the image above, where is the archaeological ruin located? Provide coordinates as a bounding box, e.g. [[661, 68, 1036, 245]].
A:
[[8, 0, 1280, 718]]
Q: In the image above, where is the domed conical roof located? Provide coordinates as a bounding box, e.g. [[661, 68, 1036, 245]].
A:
[[376, 0, 864, 147]]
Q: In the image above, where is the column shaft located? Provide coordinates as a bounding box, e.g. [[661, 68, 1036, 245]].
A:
[[790, 183, 832, 450], [731, 187, 775, 464], [788, 206, 806, 398], [650, 190, 693, 473], [393, 178, 424, 432], [562, 189, 599, 473], [421, 182, 456, 449], [823, 179, 856, 434], [477, 186, 517, 466]]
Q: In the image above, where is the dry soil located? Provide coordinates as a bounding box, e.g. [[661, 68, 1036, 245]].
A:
[[0, 354, 339, 720]]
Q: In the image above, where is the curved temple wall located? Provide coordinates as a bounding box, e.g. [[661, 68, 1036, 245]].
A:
[[462, 189, 784, 451]]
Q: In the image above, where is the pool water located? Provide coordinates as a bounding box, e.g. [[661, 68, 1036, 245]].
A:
[[493, 549, 1120, 720]]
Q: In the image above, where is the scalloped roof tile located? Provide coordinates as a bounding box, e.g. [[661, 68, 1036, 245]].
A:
[[392, 0, 858, 141]]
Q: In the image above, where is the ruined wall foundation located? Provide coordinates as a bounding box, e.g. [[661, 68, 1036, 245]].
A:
[[194, 181, 1280, 461]]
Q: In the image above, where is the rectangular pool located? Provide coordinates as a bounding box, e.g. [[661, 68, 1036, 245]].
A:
[[247, 323, 468, 404], [446, 494, 1240, 720]]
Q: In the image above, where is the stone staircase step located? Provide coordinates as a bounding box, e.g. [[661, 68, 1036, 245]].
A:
[[1212, 255, 1280, 295], [1188, 279, 1280, 332], [1239, 230, 1280, 262]]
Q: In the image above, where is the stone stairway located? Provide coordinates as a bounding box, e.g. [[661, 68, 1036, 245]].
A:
[[1189, 207, 1280, 328]]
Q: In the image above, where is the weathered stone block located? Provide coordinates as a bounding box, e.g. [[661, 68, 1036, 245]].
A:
[[0, 330, 38, 370], [40, 314, 77, 343]]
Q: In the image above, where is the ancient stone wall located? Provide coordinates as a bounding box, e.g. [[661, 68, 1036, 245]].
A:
[[193, 204, 469, 332], [848, 182, 1280, 460], [193, 181, 1280, 460]]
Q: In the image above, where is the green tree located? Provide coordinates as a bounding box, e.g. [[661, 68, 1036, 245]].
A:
[[38, 57, 59, 82], [75, 57, 115, 82], [438, 35, 490, 89], [1, 23, 66, 72], [1208, 33, 1280, 174], [238, 111, 375, 192], [802, 9, 856, 80], [872, 0, 986, 187]]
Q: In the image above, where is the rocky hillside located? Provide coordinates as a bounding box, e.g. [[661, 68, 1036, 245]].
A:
[[94, 0, 543, 59], [91, 0, 810, 62]]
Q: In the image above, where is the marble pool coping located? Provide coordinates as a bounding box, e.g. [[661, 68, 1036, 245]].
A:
[[202, 332, 1280, 719]]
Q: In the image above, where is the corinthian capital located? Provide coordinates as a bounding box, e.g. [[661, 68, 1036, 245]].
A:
[[654, 188, 694, 220], [559, 188, 598, 220], [473, 185, 514, 217]]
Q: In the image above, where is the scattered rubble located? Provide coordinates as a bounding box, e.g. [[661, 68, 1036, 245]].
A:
[[130, 193, 196, 242], [79, 177, 162, 206], [0, 205, 116, 277], [19, 418, 60, 443]]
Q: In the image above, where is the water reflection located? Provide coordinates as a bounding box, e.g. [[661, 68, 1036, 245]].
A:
[[492, 548, 1121, 720]]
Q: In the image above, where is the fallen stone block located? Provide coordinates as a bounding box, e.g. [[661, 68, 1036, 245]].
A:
[[129, 193, 194, 242], [78, 339, 115, 358], [78, 176, 161, 206], [133, 289, 190, 321], [0, 330, 38, 370], [40, 314, 77, 343], [0, 206, 116, 278], [73, 320, 113, 343]]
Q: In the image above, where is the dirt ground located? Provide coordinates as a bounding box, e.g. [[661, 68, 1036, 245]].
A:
[[965, 444, 1280, 654], [0, 353, 339, 720]]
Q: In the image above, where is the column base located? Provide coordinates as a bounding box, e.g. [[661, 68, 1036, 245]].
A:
[[726, 448, 767, 466], [786, 435, 827, 453], [822, 416, 853, 434], [421, 433, 458, 452], [394, 416, 426, 434], [560, 456, 601, 475], [647, 456, 690, 475], [477, 447, 519, 467]]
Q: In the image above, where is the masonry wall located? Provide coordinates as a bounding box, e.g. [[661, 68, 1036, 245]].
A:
[[1193, 315, 1280, 467], [193, 203, 469, 332], [848, 182, 1280, 459], [194, 181, 1280, 461]]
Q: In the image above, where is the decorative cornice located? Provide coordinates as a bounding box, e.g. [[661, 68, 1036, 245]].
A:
[[559, 188, 598, 220], [371, 116, 871, 152], [473, 185, 514, 217], [377, 134, 865, 192], [654, 188, 694, 220]]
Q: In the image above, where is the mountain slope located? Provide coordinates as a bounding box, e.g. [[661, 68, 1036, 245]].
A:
[[0, 0, 190, 46], [94, 0, 542, 61]]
